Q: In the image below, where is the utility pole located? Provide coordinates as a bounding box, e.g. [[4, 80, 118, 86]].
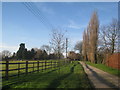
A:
[[66, 38, 68, 59]]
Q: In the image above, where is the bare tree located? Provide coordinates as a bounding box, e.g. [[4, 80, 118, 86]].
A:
[[82, 30, 88, 61], [82, 28, 90, 61], [50, 29, 66, 59], [74, 41, 82, 54], [100, 19, 119, 54], [2, 50, 11, 60], [88, 11, 99, 63], [86, 27, 91, 61], [34, 49, 43, 60], [33, 48, 39, 52], [41, 45, 51, 55], [82, 11, 99, 63]]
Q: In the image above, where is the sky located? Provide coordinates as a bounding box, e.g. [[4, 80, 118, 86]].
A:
[[1, 2, 118, 53]]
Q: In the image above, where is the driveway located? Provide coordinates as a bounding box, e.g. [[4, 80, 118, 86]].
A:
[[80, 61, 120, 89]]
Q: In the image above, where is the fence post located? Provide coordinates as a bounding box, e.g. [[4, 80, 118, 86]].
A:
[[18, 62, 20, 77], [37, 61, 39, 72], [54, 61, 55, 69], [41, 61, 43, 72], [58, 60, 60, 74], [56, 61, 57, 69], [26, 61, 28, 74], [45, 60, 46, 70], [5, 60, 9, 80], [51, 61, 52, 70], [33, 62, 34, 72], [41, 62, 43, 72]]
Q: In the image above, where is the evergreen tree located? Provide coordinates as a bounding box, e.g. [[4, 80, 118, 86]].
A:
[[22, 48, 28, 59], [17, 43, 26, 60], [42, 50, 48, 60], [31, 48, 36, 60], [27, 50, 32, 60], [12, 52, 16, 59]]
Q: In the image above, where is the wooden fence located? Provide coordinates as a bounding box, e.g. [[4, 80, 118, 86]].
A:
[[0, 60, 69, 80], [106, 53, 120, 70]]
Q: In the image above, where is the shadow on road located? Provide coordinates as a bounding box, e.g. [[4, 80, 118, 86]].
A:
[[85, 64, 118, 89]]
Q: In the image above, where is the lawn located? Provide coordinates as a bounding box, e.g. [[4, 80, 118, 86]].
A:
[[2, 61, 92, 89], [0, 60, 60, 77], [86, 61, 120, 77]]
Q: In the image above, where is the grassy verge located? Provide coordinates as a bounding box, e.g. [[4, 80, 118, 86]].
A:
[[56, 62, 91, 88], [2, 61, 92, 88], [86, 61, 120, 77]]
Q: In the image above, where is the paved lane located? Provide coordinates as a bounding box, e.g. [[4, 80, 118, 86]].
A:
[[80, 61, 120, 89]]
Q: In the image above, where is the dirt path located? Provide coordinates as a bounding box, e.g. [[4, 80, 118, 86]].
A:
[[80, 61, 120, 89]]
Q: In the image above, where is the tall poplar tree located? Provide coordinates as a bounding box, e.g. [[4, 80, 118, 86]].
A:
[[88, 11, 99, 63]]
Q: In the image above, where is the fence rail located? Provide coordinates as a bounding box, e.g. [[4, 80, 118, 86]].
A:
[[0, 60, 69, 80]]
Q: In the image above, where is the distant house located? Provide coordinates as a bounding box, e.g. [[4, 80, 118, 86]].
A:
[[68, 51, 81, 61]]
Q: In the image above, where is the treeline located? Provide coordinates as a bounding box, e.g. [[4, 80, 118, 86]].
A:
[[82, 11, 119, 64], [1, 28, 67, 61], [2, 43, 64, 61]]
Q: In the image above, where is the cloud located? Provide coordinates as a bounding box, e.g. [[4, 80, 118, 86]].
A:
[[35, 3, 55, 15], [41, 6, 55, 15], [67, 20, 86, 29], [68, 24, 81, 29], [0, 43, 18, 53]]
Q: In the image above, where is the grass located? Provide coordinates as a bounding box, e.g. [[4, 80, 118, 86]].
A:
[[0, 60, 60, 77], [86, 61, 120, 77], [2, 61, 92, 89]]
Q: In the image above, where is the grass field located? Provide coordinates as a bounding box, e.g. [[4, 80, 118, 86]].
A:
[[86, 61, 120, 77], [0, 60, 60, 77], [2, 61, 92, 88]]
